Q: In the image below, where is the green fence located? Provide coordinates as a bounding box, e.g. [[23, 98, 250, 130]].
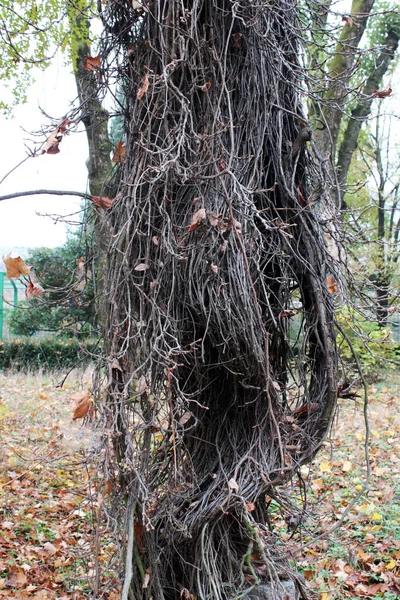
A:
[[0, 272, 20, 340]]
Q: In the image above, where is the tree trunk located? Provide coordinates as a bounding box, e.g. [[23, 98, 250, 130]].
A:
[[99, 2, 338, 599]]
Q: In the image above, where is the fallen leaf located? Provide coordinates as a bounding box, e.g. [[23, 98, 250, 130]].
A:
[[3, 254, 31, 278], [134, 263, 149, 271], [320, 461, 331, 473], [386, 559, 396, 569], [137, 73, 150, 99], [112, 141, 127, 164], [342, 460, 352, 472], [188, 207, 206, 232], [90, 195, 114, 209], [43, 541, 58, 556], [245, 502, 255, 512], [84, 55, 101, 71]]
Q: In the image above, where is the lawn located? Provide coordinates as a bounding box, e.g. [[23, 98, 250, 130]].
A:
[[0, 371, 399, 599]]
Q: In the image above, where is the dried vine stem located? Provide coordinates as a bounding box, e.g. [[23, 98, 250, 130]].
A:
[[94, 1, 340, 598]]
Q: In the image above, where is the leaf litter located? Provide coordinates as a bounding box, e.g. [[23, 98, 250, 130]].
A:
[[0, 372, 399, 598], [0, 370, 119, 599]]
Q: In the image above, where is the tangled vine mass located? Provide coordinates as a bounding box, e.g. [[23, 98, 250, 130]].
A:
[[93, 1, 339, 598]]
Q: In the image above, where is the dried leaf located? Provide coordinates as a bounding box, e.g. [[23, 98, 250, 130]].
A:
[[152, 236, 160, 246], [3, 254, 31, 278], [84, 55, 101, 71], [25, 280, 44, 299], [136, 375, 148, 395], [245, 502, 255, 512], [342, 460, 352, 472], [41, 128, 63, 154], [209, 263, 218, 274], [179, 411, 192, 425], [188, 207, 206, 232], [201, 81, 212, 92], [372, 87, 392, 99], [71, 390, 92, 420], [134, 263, 149, 271], [143, 571, 150, 589], [326, 275, 338, 294], [228, 478, 239, 493], [342, 15, 354, 27], [112, 141, 127, 164], [43, 542, 58, 556], [279, 309, 295, 318], [137, 73, 150, 99], [90, 195, 114, 210], [132, 0, 147, 11]]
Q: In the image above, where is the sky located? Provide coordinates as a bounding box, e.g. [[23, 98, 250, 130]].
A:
[[0, 60, 89, 250]]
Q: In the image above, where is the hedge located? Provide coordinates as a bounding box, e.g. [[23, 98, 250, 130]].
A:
[[0, 338, 101, 371]]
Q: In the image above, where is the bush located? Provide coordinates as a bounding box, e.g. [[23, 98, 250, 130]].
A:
[[0, 338, 101, 371], [336, 307, 400, 379]]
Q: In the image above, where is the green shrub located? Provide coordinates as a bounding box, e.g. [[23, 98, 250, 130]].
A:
[[0, 338, 101, 371], [336, 307, 400, 378]]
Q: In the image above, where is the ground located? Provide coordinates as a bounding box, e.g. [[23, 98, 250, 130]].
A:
[[0, 371, 399, 599]]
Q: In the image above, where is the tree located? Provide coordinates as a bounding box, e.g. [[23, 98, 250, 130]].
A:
[[97, 2, 338, 599], [345, 105, 400, 326]]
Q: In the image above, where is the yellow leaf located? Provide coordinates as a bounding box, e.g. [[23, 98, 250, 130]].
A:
[[386, 559, 396, 569], [320, 461, 331, 473], [371, 512, 383, 521], [321, 593, 331, 600], [342, 461, 352, 472], [382, 386, 388, 393]]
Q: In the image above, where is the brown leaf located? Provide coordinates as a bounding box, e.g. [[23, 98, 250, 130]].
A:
[[41, 127, 63, 154], [90, 195, 114, 209], [25, 280, 44, 299], [342, 15, 354, 27], [3, 254, 31, 278], [326, 275, 338, 294], [209, 263, 218, 274], [112, 140, 127, 164], [71, 390, 92, 420], [201, 82, 212, 92], [41, 118, 72, 154], [245, 502, 256, 512], [279, 309, 295, 318], [372, 87, 392, 99], [137, 73, 150, 99], [6, 567, 27, 588], [84, 55, 101, 71], [188, 207, 206, 232], [134, 263, 149, 271]]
